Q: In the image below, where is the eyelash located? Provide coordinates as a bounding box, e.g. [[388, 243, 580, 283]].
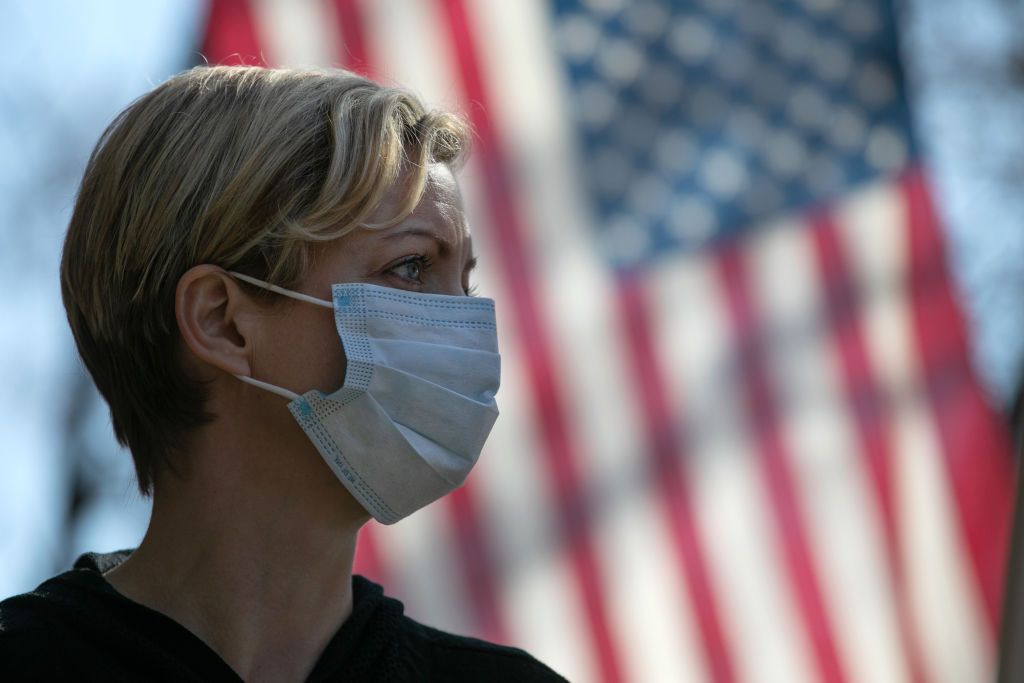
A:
[[387, 255, 432, 285], [386, 254, 479, 296]]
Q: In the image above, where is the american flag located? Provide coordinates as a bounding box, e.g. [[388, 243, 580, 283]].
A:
[[201, 1, 1014, 681]]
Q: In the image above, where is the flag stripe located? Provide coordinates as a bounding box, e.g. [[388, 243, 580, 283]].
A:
[[447, 485, 506, 643], [331, 0, 372, 76], [835, 180, 989, 682], [717, 243, 847, 683], [810, 212, 929, 683], [436, 0, 625, 679], [201, 0, 265, 65], [650, 254, 817, 683], [616, 273, 736, 683], [902, 169, 1013, 633], [375, 500, 480, 635], [352, 520, 387, 583], [252, 0, 339, 67]]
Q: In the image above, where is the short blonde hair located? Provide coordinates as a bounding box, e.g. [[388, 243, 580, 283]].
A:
[[60, 65, 470, 495]]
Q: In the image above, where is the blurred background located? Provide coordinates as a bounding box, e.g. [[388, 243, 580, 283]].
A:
[[2, 0, 1023, 681]]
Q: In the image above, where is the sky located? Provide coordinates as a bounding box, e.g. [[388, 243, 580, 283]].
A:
[[900, 0, 1024, 408], [0, 0, 205, 597]]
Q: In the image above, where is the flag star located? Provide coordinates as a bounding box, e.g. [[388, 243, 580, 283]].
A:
[[603, 213, 652, 266], [763, 130, 809, 178], [655, 130, 699, 176], [667, 194, 718, 244], [829, 107, 869, 151], [628, 173, 673, 217], [639, 61, 685, 110], [576, 79, 618, 130], [855, 61, 897, 108], [699, 148, 750, 199], [596, 37, 645, 84], [787, 84, 831, 131], [865, 126, 908, 171], [669, 16, 716, 65], [559, 13, 602, 64], [811, 38, 854, 83], [624, 1, 669, 42]]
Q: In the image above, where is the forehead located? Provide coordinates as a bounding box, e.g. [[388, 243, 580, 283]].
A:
[[321, 163, 470, 257], [303, 164, 472, 290], [408, 164, 464, 228], [373, 163, 468, 240]]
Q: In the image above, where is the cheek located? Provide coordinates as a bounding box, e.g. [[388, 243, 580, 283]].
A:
[[299, 313, 347, 392], [261, 306, 347, 393]]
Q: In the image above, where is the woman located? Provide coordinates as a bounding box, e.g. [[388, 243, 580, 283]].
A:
[[0, 66, 565, 682]]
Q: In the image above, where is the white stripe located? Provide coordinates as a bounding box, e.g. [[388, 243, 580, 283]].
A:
[[359, 0, 462, 107], [370, 501, 478, 636], [251, 0, 340, 68], [743, 214, 908, 683], [836, 180, 991, 683], [461, 2, 710, 680], [649, 253, 816, 683]]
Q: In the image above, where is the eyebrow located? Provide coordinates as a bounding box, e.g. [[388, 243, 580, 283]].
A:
[[383, 227, 454, 255], [383, 227, 478, 273]]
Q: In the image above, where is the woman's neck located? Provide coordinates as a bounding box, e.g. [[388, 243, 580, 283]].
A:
[[103, 432, 369, 682]]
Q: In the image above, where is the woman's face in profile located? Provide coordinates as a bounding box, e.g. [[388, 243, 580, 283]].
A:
[[242, 162, 478, 451]]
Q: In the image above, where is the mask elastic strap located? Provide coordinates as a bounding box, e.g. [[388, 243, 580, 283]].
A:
[[235, 374, 302, 402], [227, 271, 320, 403], [228, 271, 333, 309]]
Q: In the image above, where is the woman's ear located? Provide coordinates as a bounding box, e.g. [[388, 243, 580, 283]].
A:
[[175, 265, 253, 377]]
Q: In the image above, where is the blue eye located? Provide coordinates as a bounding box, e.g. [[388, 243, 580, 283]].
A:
[[389, 255, 430, 284]]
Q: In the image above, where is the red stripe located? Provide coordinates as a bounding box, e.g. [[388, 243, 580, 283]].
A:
[[330, 0, 373, 76], [448, 484, 506, 644], [437, 1, 626, 680], [717, 244, 847, 683], [353, 521, 388, 584], [902, 168, 1014, 635], [616, 273, 736, 683], [335, 0, 505, 646], [810, 213, 929, 683], [201, 0, 265, 66]]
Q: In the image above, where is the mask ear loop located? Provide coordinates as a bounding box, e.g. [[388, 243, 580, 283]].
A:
[[228, 271, 333, 309], [226, 271, 332, 401], [235, 374, 301, 402]]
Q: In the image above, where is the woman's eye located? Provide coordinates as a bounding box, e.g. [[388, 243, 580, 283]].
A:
[[388, 256, 429, 284]]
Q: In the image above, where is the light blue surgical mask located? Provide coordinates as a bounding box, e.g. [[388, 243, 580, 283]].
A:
[[229, 271, 501, 524]]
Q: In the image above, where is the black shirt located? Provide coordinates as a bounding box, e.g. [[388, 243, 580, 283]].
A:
[[0, 549, 567, 682]]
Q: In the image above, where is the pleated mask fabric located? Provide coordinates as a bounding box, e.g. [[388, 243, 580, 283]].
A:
[[229, 272, 500, 524]]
